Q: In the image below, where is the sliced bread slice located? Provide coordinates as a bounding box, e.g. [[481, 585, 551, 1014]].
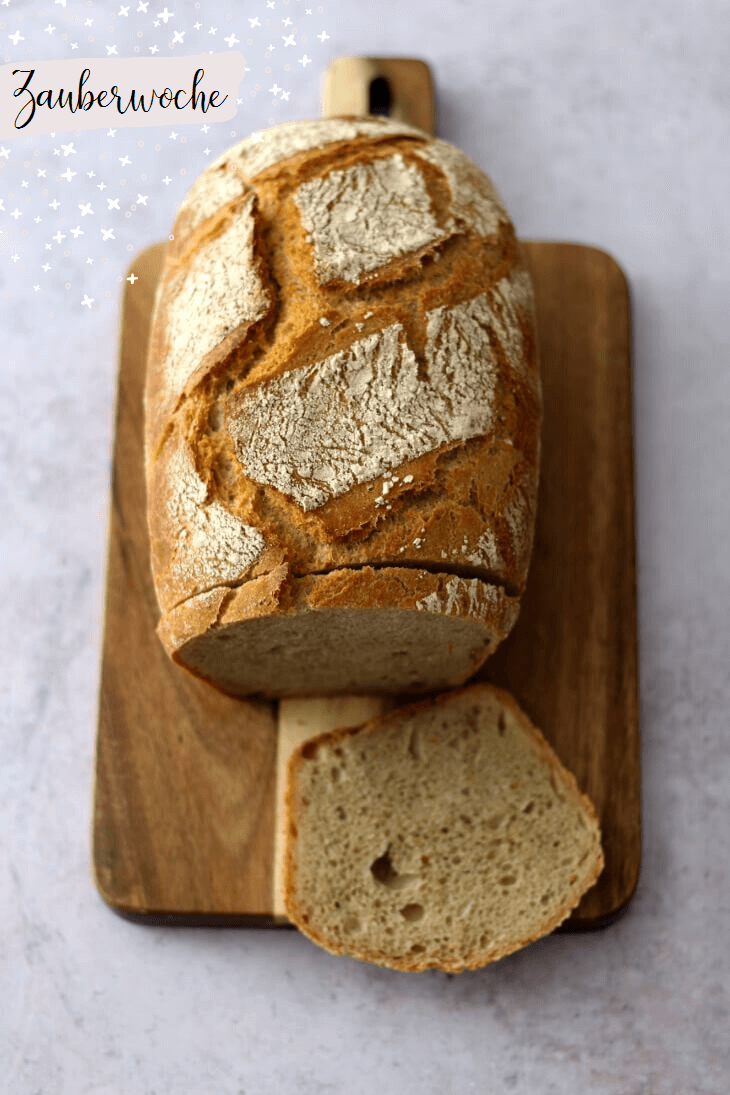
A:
[[283, 683, 603, 972]]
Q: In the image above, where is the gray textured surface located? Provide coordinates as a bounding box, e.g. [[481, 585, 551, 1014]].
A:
[[2, 0, 729, 1092]]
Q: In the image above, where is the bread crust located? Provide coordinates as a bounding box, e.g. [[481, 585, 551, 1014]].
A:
[[283, 683, 604, 972], [145, 117, 541, 696]]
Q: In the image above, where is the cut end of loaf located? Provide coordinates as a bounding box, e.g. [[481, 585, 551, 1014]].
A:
[[283, 683, 604, 972], [164, 569, 520, 699]]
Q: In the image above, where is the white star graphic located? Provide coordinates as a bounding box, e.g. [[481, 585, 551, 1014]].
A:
[[81, 295, 94, 308], [101, 227, 115, 240], [107, 128, 117, 137], [317, 30, 330, 41], [269, 83, 282, 96], [200, 124, 210, 133], [54, 148, 61, 156], [280, 89, 290, 101], [224, 32, 239, 47], [55, 0, 67, 6], [61, 142, 76, 156], [8, 31, 24, 45], [119, 4, 130, 14], [97, 182, 107, 191], [84, 18, 93, 26], [251, 132, 265, 143], [86, 257, 93, 264], [208, 26, 216, 34], [267, 43, 275, 50], [306, 7, 312, 13], [34, 216, 41, 223], [157, 6, 174, 22], [136, 194, 148, 204], [10, 208, 22, 220], [11, 254, 20, 262], [0, 147, 10, 159], [193, 21, 201, 29], [282, 16, 292, 26], [52, 230, 66, 243], [119, 155, 131, 166], [70, 225, 83, 237], [162, 175, 172, 184], [107, 198, 120, 210], [127, 273, 138, 284], [42, 263, 51, 272], [267, 1, 274, 7], [172, 30, 185, 43], [282, 34, 295, 46], [44, 24, 57, 34], [169, 131, 178, 140], [106, 44, 118, 55], [298, 54, 312, 67], [60, 168, 76, 181], [248, 16, 260, 27], [33, 286, 40, 292], [49, 199, 61, 210], [203, 148, 211, 155], [137, 1, 148, 10], [21, 180, 28, 188], [86, 171, 95, 178], [71, 42, 78, 49], [149, 44, 159, 53]]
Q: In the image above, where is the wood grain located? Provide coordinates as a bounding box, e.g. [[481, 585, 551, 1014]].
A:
[[92, 239, 639, 929]]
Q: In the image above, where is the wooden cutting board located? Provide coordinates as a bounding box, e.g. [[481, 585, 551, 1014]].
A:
[[91, 237, 640, 930]]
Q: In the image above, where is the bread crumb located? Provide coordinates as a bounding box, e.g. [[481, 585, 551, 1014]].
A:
[[319, 317, 331, 327], [413, 538, 423, 548], [403, 474, 414, 484]]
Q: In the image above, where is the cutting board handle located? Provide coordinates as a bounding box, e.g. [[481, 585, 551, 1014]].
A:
[[322, 56, 435, 135]]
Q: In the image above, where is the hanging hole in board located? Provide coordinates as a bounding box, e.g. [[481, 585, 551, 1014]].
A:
[[369, 76, 392, 117]]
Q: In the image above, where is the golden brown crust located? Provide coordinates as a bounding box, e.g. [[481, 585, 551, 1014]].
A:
[[283, 683, 604, 972]]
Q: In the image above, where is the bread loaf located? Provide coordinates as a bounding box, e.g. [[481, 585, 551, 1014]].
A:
[[283, 683, 604, 972], [145, 116, 541, 698]]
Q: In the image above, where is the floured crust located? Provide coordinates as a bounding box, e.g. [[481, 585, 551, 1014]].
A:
[[145, 116, 541, 696], [283, 683, 604, 971]]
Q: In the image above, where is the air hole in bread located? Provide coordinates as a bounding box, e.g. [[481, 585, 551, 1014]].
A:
[[499, 875, 517, 886], [301, 741, 319, 760], [407, 727, 421, 761], [370, 846, 419, 889], [498, 711, 507, 735], [400, 903, 424, 922], [410, 943, 425, 954], [522, 801, 534, 814]]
